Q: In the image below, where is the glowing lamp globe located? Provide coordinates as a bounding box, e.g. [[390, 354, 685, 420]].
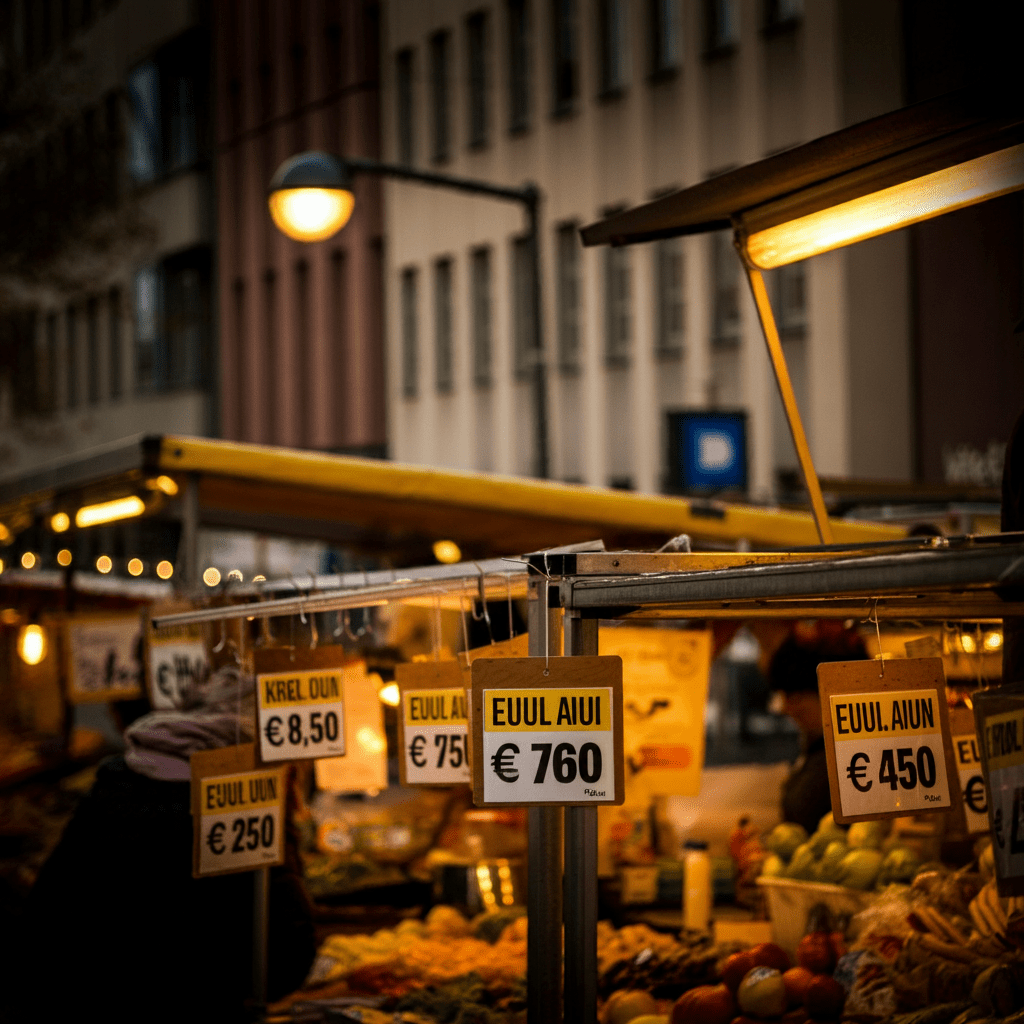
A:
[[268, 152, 354, 242]]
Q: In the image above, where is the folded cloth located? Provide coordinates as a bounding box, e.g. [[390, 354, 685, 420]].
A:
[[124, 664, 256, 780]]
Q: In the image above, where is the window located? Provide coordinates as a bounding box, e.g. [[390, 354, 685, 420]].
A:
[[551, 0, 578, 114], [711, 231, 740, 346], [127, 62, 160, 183], [66, 305, 79, 408], [86, 296, 100, 403], [705, 0, 738, 53], [471, 247, 492, 386], [604, 240, 631, 366], [774, 261, 806, 335], [401, 267, 418, 397], [655, 237, 685, 356], [650, 0, 681, 77], [396, 49, 415, 165], [598, 0, 628, 97], [556, 223, 581, 371], [134, 247, 211, 393], [434, 259, 454, 393], [430, 31, 451, 163], [507, 0, 531, 133], [108, 286, 122, 399], [467, 12, 489, 148], [512, 236, 536, 378], [763, 0, 802, 32], [127, 29, 208, 185]]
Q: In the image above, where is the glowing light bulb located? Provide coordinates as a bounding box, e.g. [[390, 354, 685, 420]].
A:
[[127, 558, 144, 576], [18, 624, 47, 665], [433, 539, 462, 564], [96, 555, 113, 573], [57, 549, 72, 567], [156, 560, 174, 580], [21, 552, 36, 569], [51, 512, 70, 533], [378, 683, 401, 707], [268, 188, 354, 242], [203, 567, 222, 587]]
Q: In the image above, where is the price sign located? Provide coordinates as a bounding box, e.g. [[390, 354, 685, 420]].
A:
[[819, 658, 957, 824], [472, 656, 624, 807], [255, 648, 346, 763], [949, 706, 988, 835], [65, 614, 144, 703], [146, 604, 210, 709], [191, 745, 284, 878], [397, 661, 470, 786], [974, 690, 1024, 894]]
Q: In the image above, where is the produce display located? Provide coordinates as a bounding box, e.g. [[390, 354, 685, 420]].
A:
[[760, 814, 921, 890]]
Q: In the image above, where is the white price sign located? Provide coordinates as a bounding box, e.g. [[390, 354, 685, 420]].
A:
[[257, 668, 346, 763], [472, 657, 624, 807], [820, 659, 958, 824], [191, 745, 284, 878], [402, 688, 470, 785], [148, 639, 208, 709]]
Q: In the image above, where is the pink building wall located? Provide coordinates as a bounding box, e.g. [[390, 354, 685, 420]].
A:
[[215, 0, 385, 454]]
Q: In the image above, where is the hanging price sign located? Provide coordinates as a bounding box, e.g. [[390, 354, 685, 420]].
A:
[[255, 648, 346, 763], [397, 662, 470, 786], [146, 604, 209, 710], [820, 658, 957, 824], [191, 745, 284, 878], [472, 656, 624, 807], [949, 706, 988, 835], [974, 689, 1024, 895]]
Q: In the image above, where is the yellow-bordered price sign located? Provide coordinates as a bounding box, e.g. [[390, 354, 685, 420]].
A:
[[397, 661, 470, 786], [191, 745, 284, 878], [471, 656, 624, 807], [819, 657, 957, 824], [949, 705, 989, 836], [255, 648, 347, 763]]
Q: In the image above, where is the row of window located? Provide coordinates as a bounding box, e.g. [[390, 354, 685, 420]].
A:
[[5, 247, 211, 418], [6, 0, 119, 73], [398, 228, 805, 399], [395, 0, 803, 163]]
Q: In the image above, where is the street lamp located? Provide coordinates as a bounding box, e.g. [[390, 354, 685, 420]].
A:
[[268, 152, 550, 479]]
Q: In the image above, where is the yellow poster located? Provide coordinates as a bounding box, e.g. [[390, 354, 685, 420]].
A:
[[599, 626, 711, 797]]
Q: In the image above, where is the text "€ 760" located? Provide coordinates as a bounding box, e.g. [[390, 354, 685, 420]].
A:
[[830, 688, 952, 817], [482, 687, 616, 804], [257, 669, 346, 762]]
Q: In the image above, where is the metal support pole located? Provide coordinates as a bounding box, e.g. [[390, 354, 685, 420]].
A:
[[528, 577, 563, 1024], [177, 471, 200, 591], [253, 865, 270, 1013], [563, 612, 599, 1024], [742, 264, 834, 545]]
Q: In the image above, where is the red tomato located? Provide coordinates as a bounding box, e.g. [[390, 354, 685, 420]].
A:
[[720, 951, 756, 994], [796, 933, 836, 975], [750, 942, 792, 972]]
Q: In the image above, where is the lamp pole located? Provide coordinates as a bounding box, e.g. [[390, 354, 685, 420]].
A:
[[326, 156, 550, 480]]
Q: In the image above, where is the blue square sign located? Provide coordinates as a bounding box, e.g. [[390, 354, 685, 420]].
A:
[[668, 411, 747, 493]]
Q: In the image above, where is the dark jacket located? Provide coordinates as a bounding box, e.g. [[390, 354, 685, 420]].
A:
[[14, 756, 314, 1023], [780, 737, 832, 836]]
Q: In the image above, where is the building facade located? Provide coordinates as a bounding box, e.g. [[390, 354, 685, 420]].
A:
[[213, 0, 386, 457], [0, 0, 215, 480], [378, 0, 931, 500]]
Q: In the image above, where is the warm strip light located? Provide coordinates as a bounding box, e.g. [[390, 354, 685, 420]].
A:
[[268, 187, 354, 242], [745, 142, 1024, 269], [75, 495, 146, 528], [147, 475, 179, 496]]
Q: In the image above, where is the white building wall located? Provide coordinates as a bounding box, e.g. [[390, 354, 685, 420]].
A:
[[381, 0, 913, 500]]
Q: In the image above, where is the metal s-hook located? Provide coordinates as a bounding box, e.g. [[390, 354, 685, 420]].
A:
[[865, 598, 884, 677], [213, 618, 227, 654], [472, 563, 495, 644], [459, 594, 471, 666], [506, 573, 515, 639]]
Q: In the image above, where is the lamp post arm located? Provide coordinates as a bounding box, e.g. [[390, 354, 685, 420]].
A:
[[343, 156, 538, 208]]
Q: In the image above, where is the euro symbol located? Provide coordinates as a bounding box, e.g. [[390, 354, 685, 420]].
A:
[[965, 775, 988, 815], [846, 752, 872, 792], [264, 715, 283, 747], [206, 822, 225, 855], [491, 743, 520, 783], [409, 735, 426, 768]]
